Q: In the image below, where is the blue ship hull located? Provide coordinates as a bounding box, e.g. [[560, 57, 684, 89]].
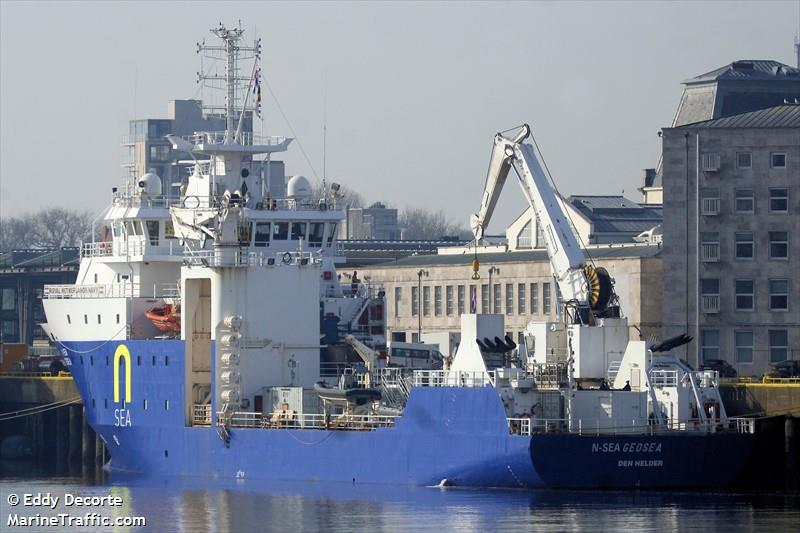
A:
[[61, 340, 752, 489]]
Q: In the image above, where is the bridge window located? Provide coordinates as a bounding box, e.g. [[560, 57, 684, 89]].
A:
[[146, 221, 160, 246], [327, 223, 337, 245], [308, 223, 325, 247], [273, 222, 289, 240], [291, 222, 307, 241], [254, 222, 271, 247], [238, 222, 252, 246], [164, 220, 177, 239]]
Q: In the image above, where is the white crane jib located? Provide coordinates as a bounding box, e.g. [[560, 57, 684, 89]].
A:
[[470, 125, 590, 306]]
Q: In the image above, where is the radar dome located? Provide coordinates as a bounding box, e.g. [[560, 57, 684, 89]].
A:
[[287, 175, 311, 200], [138, 171, 162, 197]]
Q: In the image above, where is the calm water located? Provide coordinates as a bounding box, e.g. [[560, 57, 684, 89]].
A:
[[0, 464, 798, 532]]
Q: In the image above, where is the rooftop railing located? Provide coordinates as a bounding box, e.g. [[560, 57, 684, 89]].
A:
[[183, 131, 288, 147], [412, 370, 495, 388], [183, 249, 321, 268], [214, 410, 397, 431]]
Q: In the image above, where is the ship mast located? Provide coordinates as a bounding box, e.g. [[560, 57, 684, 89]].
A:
[[197, 22, 261, 144]]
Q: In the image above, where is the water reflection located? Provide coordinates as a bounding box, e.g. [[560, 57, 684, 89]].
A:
[[1, 466, 798, 533]]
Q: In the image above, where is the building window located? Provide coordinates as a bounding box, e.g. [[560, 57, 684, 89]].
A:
[[769, 188, 788, 213], [701, 329, 719, 362], [734, 330, 754, 364], [770, 152, 786, 168], [530, 283, 538, 314], [734, 279, 754, 311], [481, 284, 489, 313], [769, 231, 788, 260], [423, 286, 430, 316], [769, 330, 788, 363], [493, 284, 502, 314], [701, 232, 720, 262], [736, 152, 752, 169], [445, 286, 454, 316], [411, 286, 419, 317], [735, 232, 754, 259], [701, 278, 720, 313], [734, 189, 754, 214], [517, 284, 526, 315], [457, 285, 465, 315], [543, 283, 552, 315], [505, 283, 513, 315], [434, 286, 442, 316], [394, 287, 402, 318], [769, 279, 789, 311]]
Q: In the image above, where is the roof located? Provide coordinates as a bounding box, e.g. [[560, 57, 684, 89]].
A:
[[677, 104, 800, 129], [367, 244, 661, 269], [686, 60, 800, 84], [567, 196, 663, 235], [0, 248, 80, 273]]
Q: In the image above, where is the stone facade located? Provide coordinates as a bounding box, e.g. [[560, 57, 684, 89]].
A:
[[360, 246, 662, 355], [661, 112, 800, 376]]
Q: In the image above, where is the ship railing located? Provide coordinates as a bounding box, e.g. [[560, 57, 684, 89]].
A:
[[507, 417, 532, 436], [218, 411, 397, 431], [82, 239, 182, 259], [182, 131, 288, 147], [183, 249, 321, 268], [412, 370, 495, 388], [110, 192, 175, 209], [43, 282, 179, 300], [527, 417, 756, 436], [192, 404, 212, 426], [650, 369, 679, 387]]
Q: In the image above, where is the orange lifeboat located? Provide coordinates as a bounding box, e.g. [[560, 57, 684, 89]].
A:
[[144, 304, 181, 334]]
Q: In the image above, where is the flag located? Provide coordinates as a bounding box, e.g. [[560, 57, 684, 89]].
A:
[[253, 68, 262, 117], [470, 286, 477, 314]]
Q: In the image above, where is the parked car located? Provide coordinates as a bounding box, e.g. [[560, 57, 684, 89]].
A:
[[765, 360, 800, 379], [699, 359, 737, 378]]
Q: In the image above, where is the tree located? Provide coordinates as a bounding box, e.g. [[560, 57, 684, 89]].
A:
[[399, 207, 471, 241], [311, 181, 365, 209], [0, 208, 94, 250]]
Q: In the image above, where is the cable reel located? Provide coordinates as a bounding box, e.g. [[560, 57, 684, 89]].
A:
[[583, 265, 613, 313]]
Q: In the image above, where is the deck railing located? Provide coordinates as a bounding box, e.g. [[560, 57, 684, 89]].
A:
[[215, 410, 397, 431], [528, 416, 755, 436], [412, 370, 495, 388]]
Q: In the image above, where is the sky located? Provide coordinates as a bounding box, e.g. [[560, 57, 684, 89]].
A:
[[1, 1, 798, 234]]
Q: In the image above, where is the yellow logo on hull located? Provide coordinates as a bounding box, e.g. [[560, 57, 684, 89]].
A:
[[113, 344, 132, 403]]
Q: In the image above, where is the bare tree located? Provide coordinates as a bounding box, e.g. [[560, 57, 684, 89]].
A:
[[311, 181, 365, 209], [0, 208, 94, 250], [399, 207, 471, 241]]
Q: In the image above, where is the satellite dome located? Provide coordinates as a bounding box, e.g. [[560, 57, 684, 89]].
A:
[[138, 171, 163, 197], [287, 175, 311, 200]]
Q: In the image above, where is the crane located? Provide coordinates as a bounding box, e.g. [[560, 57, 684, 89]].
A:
[[470, 125, 615, 323]]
